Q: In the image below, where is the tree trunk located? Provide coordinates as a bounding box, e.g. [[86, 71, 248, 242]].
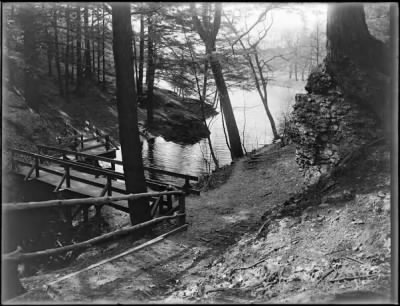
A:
[[97, 8, 101, 83], [45, 26, 53, 76], [91, 11, 96, 76], [326, 3, 389, 125], [138, 14, 145, 96], [111, 3, 151, 225], [102, 4, 106, 89], [76, 4, 83, 92], [21, 4, 39, 107], [71, 40, 74, 82], [53, 9, 64, 96], [209, 53, 244, 159], [84, 4, 91, 78], [191, 2, 243, 159], [65, 4, 70, 100], [146, 14, 155, 126]]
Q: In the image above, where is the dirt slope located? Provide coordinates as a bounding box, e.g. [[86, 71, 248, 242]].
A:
[[9, 141, 392, 304]]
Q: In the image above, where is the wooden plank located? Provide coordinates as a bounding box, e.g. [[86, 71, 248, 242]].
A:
[[79, 143, 106, 152], [3, 214, 185, 261], [46, 224, 188, 288]]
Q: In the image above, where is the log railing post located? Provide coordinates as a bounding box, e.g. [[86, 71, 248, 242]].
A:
[[178, 194, 186, 226], [111, 161, 115, 171], [34, 156, 39, 177], [182, 178, 191, 193], [65, 165, 71, 188], [107, 175, 112, 196], [80, 135, 84, 150], [105, 135, 110, 151]]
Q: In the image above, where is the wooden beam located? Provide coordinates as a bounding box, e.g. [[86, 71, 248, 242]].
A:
[[150, 195, 163, 217], [3, 214, 186, 262], [3, 190, 184, 211], [23, 163, 36, 181], [53, 173, 67, 192], [79, 143, 106, 151]]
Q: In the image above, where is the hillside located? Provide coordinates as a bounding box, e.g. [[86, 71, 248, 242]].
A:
[[7, 139, 392, 303]]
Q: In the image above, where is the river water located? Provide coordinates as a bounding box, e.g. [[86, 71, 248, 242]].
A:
[[115, 83, 305, 185]]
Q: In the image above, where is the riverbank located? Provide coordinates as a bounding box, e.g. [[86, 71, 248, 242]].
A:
[[8, 139, 392, 303], [3, 50, 216, 159]]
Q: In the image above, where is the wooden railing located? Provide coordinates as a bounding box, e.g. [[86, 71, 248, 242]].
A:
[[2, 191, 186, 263], [36, 145, 199, 193]]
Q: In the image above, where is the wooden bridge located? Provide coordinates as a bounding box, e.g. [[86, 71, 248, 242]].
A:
[[9, 141, 199, 225]]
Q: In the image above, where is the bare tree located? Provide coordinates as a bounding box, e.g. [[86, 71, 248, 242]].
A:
[[191, 3, 244, 159], [224, 8, 281, 140]]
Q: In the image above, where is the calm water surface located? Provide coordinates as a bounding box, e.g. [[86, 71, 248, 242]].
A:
[[115, 83, 305, 185]]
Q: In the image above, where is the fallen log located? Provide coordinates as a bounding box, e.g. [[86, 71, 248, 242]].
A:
[[3, 214, 185, 262]]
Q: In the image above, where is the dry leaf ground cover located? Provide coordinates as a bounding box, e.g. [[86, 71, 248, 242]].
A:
[[8, 142, 392, 304]]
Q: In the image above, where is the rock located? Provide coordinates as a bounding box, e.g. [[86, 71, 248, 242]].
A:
[[319, 203, 329, 208], [377, 191, 386, 198]]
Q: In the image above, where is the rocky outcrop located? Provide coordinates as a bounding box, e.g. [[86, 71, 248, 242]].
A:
[[288, 78, 381, 185]]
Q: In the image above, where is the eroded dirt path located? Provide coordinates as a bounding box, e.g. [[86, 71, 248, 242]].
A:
[[11, 144, 305, 303]]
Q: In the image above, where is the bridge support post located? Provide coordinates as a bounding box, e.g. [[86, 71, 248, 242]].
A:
[[107, 176, 112, 196], [65, 166, 71, 188], [105, 135, 111, 151], [178, 194, 186, 226], [182, 178, 192, 193], [34, 156, 39, 177]]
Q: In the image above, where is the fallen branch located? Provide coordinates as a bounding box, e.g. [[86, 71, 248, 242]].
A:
[[328, 273, 388, 283], [199, 237, 211, 243], [46, 224, 188, 288], [255, 218, 271, 239], [317, 268, 335, 284], [262, 192, 272, 197], [341, 256, 364, 265], [231, 247, 283, 273]]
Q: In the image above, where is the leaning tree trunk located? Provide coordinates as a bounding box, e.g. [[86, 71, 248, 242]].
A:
[[111, 3, 151, 225], [325, 3, 389, 126], [209, 53, 244, 159], [191, 2, 244, 159]]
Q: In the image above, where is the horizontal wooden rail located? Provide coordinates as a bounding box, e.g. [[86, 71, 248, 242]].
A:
[[3, 190, 184, 211], [80, 143, 107, 152], [3, 213, 186, 262], [12, 148, 125, 180], [36, 145, 198, 181], [14, 157, 199, 195], [15, 161, 126, 194]]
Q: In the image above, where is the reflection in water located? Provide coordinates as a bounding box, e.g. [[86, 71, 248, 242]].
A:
[[115, 84, 304, 185]]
